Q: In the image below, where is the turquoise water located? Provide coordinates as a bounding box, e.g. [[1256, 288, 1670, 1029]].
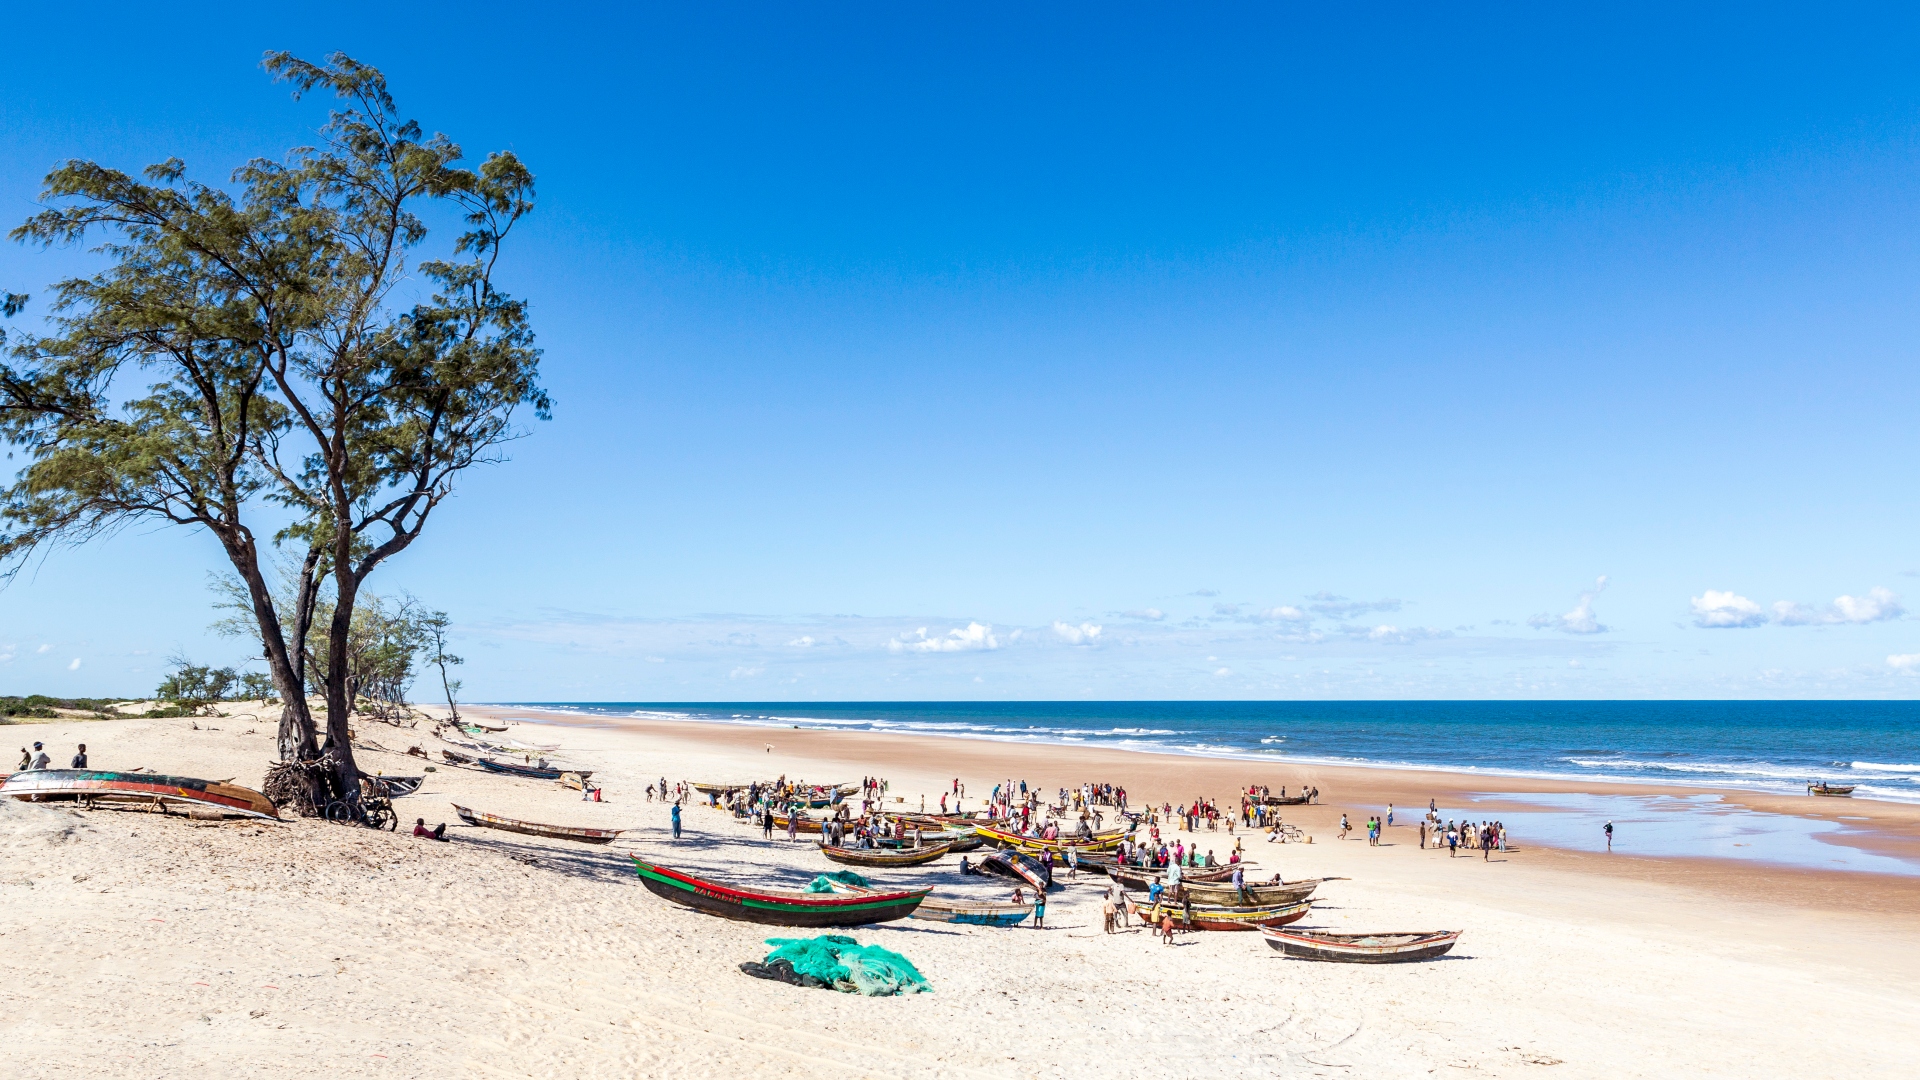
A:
[[495, 700, 1920, 804]]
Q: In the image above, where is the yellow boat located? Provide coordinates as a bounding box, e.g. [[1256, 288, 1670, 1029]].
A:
[[973, 822, 1125, 854]]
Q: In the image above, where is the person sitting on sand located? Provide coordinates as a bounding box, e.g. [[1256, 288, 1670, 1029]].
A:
[[413, 818, 448, 841]]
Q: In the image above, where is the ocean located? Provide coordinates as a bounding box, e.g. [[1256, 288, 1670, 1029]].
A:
[[492, 700, 1920, 804]]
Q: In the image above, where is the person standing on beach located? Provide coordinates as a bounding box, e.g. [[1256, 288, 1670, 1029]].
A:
[[70, 744, 87, 769], [1447, 825, 1458, 857], [1604, 820, 1614, 851], [28, 743, 50, 770], [670, 802, 682, 840], [1340, 814, 1350, 840], [761, 805, 775, 840], [1387, 803, 1394, 827]]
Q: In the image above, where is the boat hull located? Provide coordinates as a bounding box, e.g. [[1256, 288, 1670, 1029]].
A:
[[1261, 928, 1461, 962], [912, 898, 1034, 927], [820, 842, 952, 867], [1139, 898, 1311, 931], [974, 823, 1124, 854], [475, 759, 592, 781], [630, 857, 928, 927], [451, 803, 624, 844], [1176, 878, 1321, 906], [1106, 863, 1240, 890], [0, 769, 279, 820], [980, 851, 1052, 891]]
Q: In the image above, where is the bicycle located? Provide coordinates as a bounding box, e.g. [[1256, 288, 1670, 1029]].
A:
[[324, 780, 397, 831]]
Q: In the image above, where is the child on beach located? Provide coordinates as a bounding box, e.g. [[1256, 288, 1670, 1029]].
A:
[[1160, 912, 1176, 945], [1340, 814, 1350, 840]]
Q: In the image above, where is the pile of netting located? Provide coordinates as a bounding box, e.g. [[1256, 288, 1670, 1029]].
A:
[[739, 934, 931, 996], [801, 870, 871, 893]]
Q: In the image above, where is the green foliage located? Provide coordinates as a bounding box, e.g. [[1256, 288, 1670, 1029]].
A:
[[0, 51, 548, 771], [155, 657, 238, 714], [0, 694, 121, 720]]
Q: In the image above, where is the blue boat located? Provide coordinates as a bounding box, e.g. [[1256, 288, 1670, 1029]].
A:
[[910, 897, 1034, 928]]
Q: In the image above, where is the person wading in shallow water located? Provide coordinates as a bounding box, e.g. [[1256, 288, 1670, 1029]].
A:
[[1604, 820, 1614, 851]]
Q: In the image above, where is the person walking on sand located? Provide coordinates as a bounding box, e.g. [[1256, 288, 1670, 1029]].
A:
[[1447, 824, 1458, 857], [1340, 814, 1350, 840], [787, 811, 798, 842], [1387, 803, 1394, 827], [1604, 820, 1613, 851], [670, 802, 682, 840], [1160, 911, 1177, 945]]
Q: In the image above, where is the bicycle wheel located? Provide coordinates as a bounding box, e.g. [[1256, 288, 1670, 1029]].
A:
[[368, 805, 396, 831], [325, 801, 353, 823]]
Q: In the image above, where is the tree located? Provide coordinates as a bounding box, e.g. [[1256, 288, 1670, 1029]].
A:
[[0, 53, 548, 798], [155, 656, 239, 715], [420, 608, 463, 722]]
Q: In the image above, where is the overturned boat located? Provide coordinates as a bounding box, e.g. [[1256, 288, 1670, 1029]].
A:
[[1, 769, 279, 820]]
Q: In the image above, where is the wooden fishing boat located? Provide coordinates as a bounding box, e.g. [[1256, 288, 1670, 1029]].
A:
[[771, 811, 826, 835], [974, 822, 1125, 853], [819, 841, 953, 867], [1261, 927, 1461, 962], [0, 769, 279, 820], [474, 759, 591, 781], [824, 879, 1034, 927], [692, 782, 743, 797], [441, 749, 473, 765], [979, 850, 1052, 891], [1174, 877, 1321, 906], [882, 831, 981, 853], [1136, 896, 1311, 931], [1257, 794, 1312, 806], [1808, 782, 1856, 797], [911, 896, 1034, 927], [1105, 863, 1241, 890], [451, 803, 625, 844], [369, 775, 424, 797], [630, 856, 929, 926], [463, 721, 510, 734]]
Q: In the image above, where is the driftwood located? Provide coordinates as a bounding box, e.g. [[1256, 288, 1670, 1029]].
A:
[[262, 756, 342, 817]]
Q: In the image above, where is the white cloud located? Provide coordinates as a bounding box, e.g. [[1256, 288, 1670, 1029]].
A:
[[644, 656, 666, 663], [1212, 666, 1232, 677], [787, 636, 817, 647], [1889, 653, 1920, 672], [1530, 576, 1609, 635], [1052, 621, 1103, 645], [727, 665, 762, 679], [1249, 606, 1309, 623], [1363, 625, 1452, 644], [37, 644, 53, 654], [1308, 596, 1403, 618], [67, 658, 81, 670], [1774, 587, 1904, 626], [1212, 602, 1240, 616], [888, 622, 999, 653], [1120, 608, 1165, 621], [1190, 589, 1219, 597], [1691, 590, 1768, 629]]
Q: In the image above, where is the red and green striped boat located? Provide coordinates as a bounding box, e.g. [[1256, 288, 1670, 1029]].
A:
[[630, 855, 930, 927], [0, 769, 280, 820]]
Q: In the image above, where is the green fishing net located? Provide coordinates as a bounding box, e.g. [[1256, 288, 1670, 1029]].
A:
[[801, 870, 871, 893], [741, 934, 931, 996]]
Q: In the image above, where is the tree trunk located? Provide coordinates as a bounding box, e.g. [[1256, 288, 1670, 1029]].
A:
[[222, 533, 319, 762], [322, 551, 361, 796]]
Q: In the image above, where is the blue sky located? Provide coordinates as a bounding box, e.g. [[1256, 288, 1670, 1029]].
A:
[[4, 4, 1920, 700]]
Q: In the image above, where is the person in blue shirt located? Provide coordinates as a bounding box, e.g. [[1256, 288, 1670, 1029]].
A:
[[670, 802, 682, 840]]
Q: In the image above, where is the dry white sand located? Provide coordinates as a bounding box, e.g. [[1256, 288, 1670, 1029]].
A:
[[1, 707, 1917, 1079]]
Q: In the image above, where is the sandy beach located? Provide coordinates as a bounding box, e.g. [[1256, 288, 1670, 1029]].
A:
[[3, 704, 1918, 1079]]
